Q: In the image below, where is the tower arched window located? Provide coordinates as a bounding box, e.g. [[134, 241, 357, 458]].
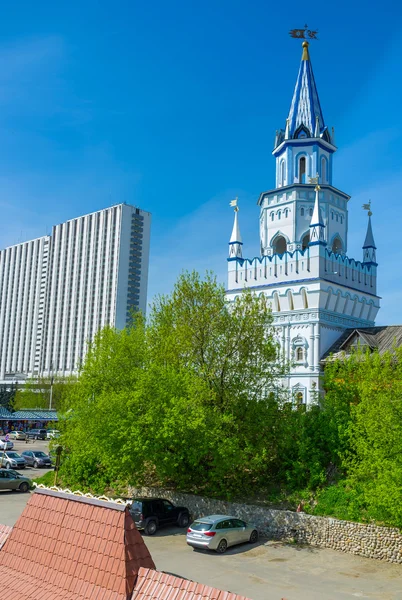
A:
[[309, 207, 313, 217], [299, 156, 306, 183], [280, 160, 285, 186], [273, 235, 287, 255], [321, 157, 327, 183], [273, 292, 281, 312], [270, 212, 274, 221], [332, 237, 343, 254], [278, 211, 281, 220], [287, 290, 294, 310], [301, 207, 304, 216], [302, 233, 310, 250], [284, 208, 289, 218]]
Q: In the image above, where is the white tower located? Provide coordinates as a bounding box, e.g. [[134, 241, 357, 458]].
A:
[[226, 42, 380, 404]]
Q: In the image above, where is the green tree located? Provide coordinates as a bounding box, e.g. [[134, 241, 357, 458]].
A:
[[59, 271, 287, 497], [318, 347, 402, 527]]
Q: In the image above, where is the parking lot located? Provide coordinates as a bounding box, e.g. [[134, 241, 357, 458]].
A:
[[1, 478, 401, 600]]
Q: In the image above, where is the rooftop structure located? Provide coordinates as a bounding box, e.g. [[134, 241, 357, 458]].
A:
[[226, 42, 380, 404], [0, 487, 252, 600]]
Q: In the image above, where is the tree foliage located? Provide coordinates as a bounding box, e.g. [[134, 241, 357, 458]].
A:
[[54, 272, 402, 527], [59, 272, 290, 496]]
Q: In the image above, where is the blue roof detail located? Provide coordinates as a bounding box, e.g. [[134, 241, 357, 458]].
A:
[[0, 406, 13, 418], [287, 43, 325, 139], [8, 410, 58, 421], [363, 216, 376, 249]]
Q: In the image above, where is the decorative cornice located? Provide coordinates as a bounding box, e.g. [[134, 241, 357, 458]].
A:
[[33, 483, 130, 506]]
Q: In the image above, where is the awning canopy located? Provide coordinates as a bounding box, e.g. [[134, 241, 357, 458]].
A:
[[1, 410, 58, 421]]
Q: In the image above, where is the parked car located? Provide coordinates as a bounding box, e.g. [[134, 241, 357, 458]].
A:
[[7, 431, 26, 440], [0, 439, 14, 451], [46, 429, 60, 440], [0, 469, 31, 492], [26, 429, 47, 440], [0, 451, 26, 470], [186, 515, 258, 553], [129, 498, 190, 535], [21, 450, 52, 468]]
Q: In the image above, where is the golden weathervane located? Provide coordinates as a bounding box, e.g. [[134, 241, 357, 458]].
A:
[[362, 200, 373, 217], [309, 173, 321, 191]]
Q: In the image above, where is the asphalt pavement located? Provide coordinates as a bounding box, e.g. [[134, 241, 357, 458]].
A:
[[1, 481, 401, 600]]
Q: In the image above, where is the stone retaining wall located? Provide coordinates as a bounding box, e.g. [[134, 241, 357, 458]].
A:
[[129, 486, 402, 563]]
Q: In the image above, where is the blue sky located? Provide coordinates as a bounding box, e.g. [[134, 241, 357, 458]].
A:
[[1, 1, 402, 324]]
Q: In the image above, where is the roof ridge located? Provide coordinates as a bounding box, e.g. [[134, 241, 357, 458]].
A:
[[34, 484, 131, 510]]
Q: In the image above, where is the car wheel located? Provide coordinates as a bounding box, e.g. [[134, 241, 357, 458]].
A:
[[178, 513, 189, 528], [216, 539, 228, 553], [33, 461, 39, 468], [145, 520, 157, 535], [5, 463, 11, 470], [19, 482, 29, 493], [249, 530, 259, 544]]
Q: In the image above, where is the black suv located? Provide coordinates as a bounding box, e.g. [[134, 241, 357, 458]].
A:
[[129, 497, 191, 535], [26, 429, 47, 440]]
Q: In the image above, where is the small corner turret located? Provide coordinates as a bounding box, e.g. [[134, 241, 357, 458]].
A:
[[309, 176, 326, 246], [228, 198, 243, 260], [362, 202, 377, 265]]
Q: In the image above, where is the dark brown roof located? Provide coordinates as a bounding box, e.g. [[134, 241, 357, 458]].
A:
[[0, 488, 155, 599], [322, 325, 402, 361], [132, 567, 252, 600], [0, 524, 12, 549]]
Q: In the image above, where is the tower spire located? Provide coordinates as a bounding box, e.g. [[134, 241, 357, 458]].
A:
[[309, 176, 326, 245], [287, 41, 325, 139], [228, 198, 243, 259], [362, 202, 377, 264]]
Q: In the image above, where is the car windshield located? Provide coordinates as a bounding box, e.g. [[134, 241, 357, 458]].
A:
[[33, 452, 47, 457], [190, 521, 212, 532], [131, 501, 142, 512], [6, 452, 19, 458]]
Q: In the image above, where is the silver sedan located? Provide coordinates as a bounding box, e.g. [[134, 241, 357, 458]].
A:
[[186, 515, 258, 553]]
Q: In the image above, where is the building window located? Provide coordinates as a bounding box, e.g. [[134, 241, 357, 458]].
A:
[[332, 237, 343, 253], [299, 156, 306, 183], [273, 235, 287, 254], [280, 160, 285, 186], [309, 207, 313, 217], [321, 156, 327, 183], [296, 347, 304, 362], [278, 211, 281, 220], [271, 212, 274, 221], [301, 207, 304, 216], [302, 233, 310, 250]]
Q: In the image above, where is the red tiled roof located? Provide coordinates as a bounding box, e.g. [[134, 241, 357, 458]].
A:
[[0, 489, 155, 599], [0, 524, 12, 549], [132, 568, 252, 600]]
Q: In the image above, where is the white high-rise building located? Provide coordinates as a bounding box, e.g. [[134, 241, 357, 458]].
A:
[[0, 203, 151, 381], [226, 42, 380, 404]]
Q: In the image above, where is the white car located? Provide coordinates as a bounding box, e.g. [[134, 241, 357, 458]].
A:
[[0, 439, 14, 451], [7, 431, 26, 441], [46, 430, 60, 440]]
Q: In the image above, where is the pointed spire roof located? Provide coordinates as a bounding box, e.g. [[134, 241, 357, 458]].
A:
[[230, 209, 242, 244], [363, 215, 376, 249], [287, 42, 325, 138], [310, 185, 324, 227]]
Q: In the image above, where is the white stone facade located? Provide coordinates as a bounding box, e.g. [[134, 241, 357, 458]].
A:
[[0, 203, 151, 382], [226, 43, 380, 403]]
